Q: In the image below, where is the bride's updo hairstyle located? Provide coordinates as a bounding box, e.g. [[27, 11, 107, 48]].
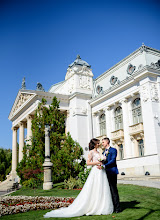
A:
[[89, 138, 100, 151]]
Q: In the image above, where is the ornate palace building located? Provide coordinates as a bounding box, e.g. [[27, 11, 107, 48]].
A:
[[8, 44, 160, 181]]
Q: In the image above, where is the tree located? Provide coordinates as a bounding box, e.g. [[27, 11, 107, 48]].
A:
[[17, 97, 85, 187], [0, 148, 12, 181]]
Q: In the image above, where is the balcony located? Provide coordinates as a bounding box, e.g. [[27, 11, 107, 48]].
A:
[[111, 129, 124, 141], [96, 135, 107, 142], [129, 122, 144, 136]]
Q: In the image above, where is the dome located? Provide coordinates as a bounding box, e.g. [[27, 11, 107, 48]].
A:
[[68, 55, 91, 68]]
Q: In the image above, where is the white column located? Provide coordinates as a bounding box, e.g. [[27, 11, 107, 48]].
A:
[[18, 122, 24, 162], [92, 113, 97, 137], [65, 110, 69, 134], [140, 81, 159, 155], [104, 107, 111, 138], [26, 115, 32, 146], [96, 112, 100, 137], [120, 99, 132, 158], [12, 127, 18, 172]]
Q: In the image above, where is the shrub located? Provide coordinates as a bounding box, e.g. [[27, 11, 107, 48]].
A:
[[64, 176, 83, 190]]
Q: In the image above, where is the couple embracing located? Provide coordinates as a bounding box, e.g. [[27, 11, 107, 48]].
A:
[[44, 137, 121, 218]]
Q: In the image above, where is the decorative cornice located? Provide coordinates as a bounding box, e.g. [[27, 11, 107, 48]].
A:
[[95, 45, 160, 82], [90, 65, 160, 106]]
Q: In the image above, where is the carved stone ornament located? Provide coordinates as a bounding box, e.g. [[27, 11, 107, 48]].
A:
[[68, 77, 74, 94], [13, 93, 33, 114], [151, 84, 159, 102], [96, 85, 103, 94], [127, 63, 136, 75], [79, 75, 91, 89], [72, 107, 87, 116], [140, 43, 147, 53], [36, 82, 45, 91], [150, 60, 160, 69], [138, 64, 143, 70], [110, 76, 118, 85], [65, 63, 93, 80], [141, 86, 149, 102]]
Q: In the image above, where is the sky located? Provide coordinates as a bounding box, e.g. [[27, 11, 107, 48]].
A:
[[0, 0, 159, 149]]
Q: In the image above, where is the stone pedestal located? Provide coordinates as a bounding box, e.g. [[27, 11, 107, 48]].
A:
[[43, 161, 53, 190]]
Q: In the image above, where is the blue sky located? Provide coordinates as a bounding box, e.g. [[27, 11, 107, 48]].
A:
[[0, 0, 159, 149]]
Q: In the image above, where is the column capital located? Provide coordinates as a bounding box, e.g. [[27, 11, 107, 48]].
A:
[[18, 121, 25, 127], [92, 112, 97, 117], [11, 127, 18, 131], [26, 114, 33, 120], [119, 98, 128, 104], [130, 135, 135, 142], [103, 106, 111, 111]]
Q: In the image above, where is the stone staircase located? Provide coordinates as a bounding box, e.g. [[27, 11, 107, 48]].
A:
[[0, 172, 20, 192]]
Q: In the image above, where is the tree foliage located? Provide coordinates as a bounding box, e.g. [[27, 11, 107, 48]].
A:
[[0, 148, 12, 181], [17, 97, 85, 187]]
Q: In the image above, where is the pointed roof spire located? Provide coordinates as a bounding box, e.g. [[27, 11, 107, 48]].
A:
[[77, 54, 81, 59], [21, 77, 26, 90]]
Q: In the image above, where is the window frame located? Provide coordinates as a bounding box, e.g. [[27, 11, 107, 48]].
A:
[[114, 106, 123, 130], [99, 113, 106, 136]]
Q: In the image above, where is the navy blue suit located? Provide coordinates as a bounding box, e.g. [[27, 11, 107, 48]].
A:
[[103, 147, 119, 175], [103, 147, 120, 212]]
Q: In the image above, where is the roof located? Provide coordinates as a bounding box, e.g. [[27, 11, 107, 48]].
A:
[[68, 55, 91, 68]]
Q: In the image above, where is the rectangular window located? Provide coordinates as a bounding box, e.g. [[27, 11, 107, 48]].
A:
[[138, 139, 144, 157], [119, 144, 124, 160]]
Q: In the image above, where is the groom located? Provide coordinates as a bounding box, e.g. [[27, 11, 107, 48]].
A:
[[97, 137, 121, 213]]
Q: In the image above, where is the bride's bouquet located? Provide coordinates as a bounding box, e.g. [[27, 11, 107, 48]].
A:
[[98, 154, 106, 162]]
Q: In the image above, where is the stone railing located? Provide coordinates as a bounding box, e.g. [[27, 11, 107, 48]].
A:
[[129, 122, 144, 136], [111, 129, 124, 141]]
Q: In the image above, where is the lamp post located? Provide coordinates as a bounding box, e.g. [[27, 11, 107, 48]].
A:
[[43, 124, 53, 190]]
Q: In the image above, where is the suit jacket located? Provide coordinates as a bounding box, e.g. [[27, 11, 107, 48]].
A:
[[103, 147, 119, 175]]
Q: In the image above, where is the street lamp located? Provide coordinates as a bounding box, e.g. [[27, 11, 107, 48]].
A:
[[43, 124, 53, 190]]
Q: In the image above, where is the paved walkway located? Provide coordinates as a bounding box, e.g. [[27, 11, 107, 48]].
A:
[[118, 179, 160, 189], [0, 191, 7, 196]]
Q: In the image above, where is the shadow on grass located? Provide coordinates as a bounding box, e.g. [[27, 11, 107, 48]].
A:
[[120, 200, 160, 220], [120, 200, 140, 211]]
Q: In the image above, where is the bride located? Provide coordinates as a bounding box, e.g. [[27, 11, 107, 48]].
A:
[[44, 138, 113, 218]]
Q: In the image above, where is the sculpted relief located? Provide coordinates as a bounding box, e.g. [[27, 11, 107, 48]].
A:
[[141, 86, 149, 102], [151, 84, 159, 102], [13, 93, 33, 114], [79, 75, 91, 89], [141, 84, 159, 103]]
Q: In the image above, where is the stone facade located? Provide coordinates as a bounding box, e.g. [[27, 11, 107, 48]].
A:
[[8, 46, 160, 180]]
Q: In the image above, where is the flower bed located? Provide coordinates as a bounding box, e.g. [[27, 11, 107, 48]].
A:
[[0, 196, 75, 217]]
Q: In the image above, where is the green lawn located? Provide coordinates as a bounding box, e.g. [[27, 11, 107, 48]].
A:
[[1, 184, 160, 220]]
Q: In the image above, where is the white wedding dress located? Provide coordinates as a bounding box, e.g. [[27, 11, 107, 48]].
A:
[[44, 150, 113, 218]]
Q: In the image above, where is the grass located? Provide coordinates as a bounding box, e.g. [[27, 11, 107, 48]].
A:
[[1, 184, 160, 220]]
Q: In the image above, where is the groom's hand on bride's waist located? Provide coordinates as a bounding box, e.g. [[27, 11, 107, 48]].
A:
[[97, 165, 103, 170]]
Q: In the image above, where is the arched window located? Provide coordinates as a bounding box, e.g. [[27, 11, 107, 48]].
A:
[[132, 98, 142, 124], [114, 106, 123, 130], [138, 139, 144, 156], [119, 144, 124, 160], [99, 113, 106, 136]]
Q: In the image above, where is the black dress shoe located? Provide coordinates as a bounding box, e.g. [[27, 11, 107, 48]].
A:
[[115, 210, 121, 213]]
